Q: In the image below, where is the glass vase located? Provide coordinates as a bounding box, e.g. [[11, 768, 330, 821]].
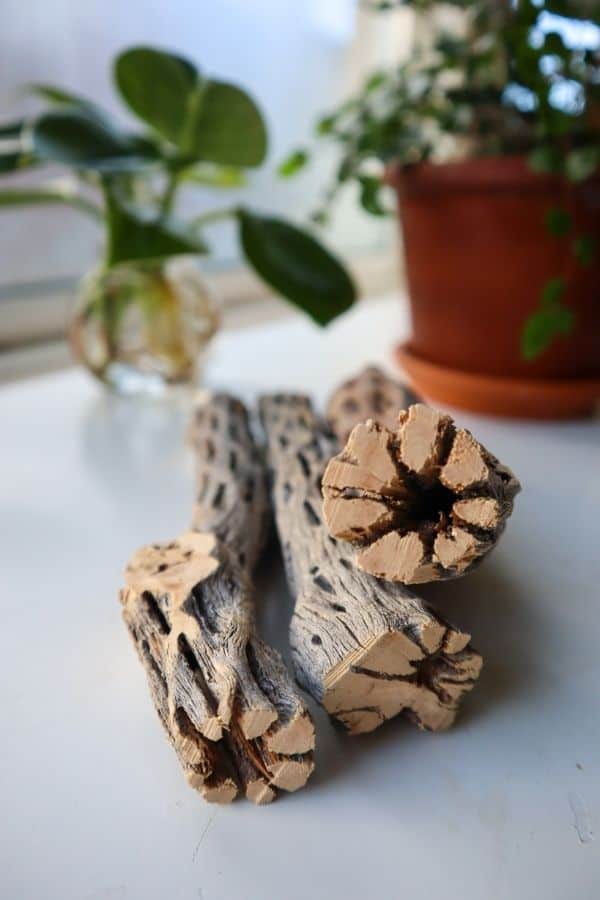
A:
[[70, 256, 219, 394]]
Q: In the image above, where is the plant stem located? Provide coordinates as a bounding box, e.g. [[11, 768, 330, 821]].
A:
[[190, 206, 238, 228], [161, 171, 180, 216]]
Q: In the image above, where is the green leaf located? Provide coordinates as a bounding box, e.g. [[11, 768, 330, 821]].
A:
[[104, 186, 208, 267], [237, 208, 356, 325], [545, 207, 571, 237], [316, 114, 336, 136], [528, 145, 562, 174], [187, 80, 267, 167], [179, 162, 247, 188], [358, 175, 387, 216], [365, 72, 386, 93], [574, 234, 596, 268], [114, 47, 200, 147], [278, 149, 309, 178], [565, 146, 599, 183], [540, 276, 565, 307], [521, 304, 574, 360], [115, 48, 267, 167], [26, 84, 119, 131], [32, 109, 154, 171]]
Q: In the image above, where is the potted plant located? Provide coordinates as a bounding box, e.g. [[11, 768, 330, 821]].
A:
[[0, 46, 356, 393], [282, 0, 599, 417]]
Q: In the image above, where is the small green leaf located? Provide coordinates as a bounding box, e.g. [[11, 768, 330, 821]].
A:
[[114, 47, 200, 147], [278, 149, 309, 178], [528, 145, 561, 174], [540, 276, 565, 307], [179, 163, 247, 188], [565, 146, 599, 183], [32, 109, 154, 171], [545, 207, 571, 237], [574, 234, 596, 268], [365, 72, 386, 93], [237, 207, 356, 325], [104, 186, 208, 267], [316, 114, 336, 136], [358, 175, 387, 216], [521, 304, 574, 360]]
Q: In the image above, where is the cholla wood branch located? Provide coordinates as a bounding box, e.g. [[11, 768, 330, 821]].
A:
[[322, 403, 521, 585], [120, 394, 314, 805], [260, 393, 482, 736], [326, 366, 413, 445]]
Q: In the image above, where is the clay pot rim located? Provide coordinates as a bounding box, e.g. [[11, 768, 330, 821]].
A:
[[385, 154, 599, 194]]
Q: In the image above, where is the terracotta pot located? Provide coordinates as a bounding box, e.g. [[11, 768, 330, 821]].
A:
[[388, 156, 600, 418]]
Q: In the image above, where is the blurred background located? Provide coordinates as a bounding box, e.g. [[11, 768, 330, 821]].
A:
[[1, 0, 598, 416]]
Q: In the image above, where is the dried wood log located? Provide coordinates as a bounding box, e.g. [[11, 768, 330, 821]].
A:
[[322, 403, 520, 585], [327, 366, 414, 444], [120, 394, 314, 805], [260, 393, 482, 736]]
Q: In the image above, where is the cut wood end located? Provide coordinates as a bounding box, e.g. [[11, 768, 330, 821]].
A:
[[123, 531, 220, 608], [239, 707, 279, 741], [268, 755, 315, 792], [265, 712, 316, 755], [321, 626, 479, 735], [398, 403, 446, 476], [246, 780, 277, 805], [199, 779, 239, 805], [440, 428, 489, 491], [321, 403, 520, 584], [322, 493, 393, 542]]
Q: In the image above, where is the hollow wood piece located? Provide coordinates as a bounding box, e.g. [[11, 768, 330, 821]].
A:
[[326, 366, 414, 444], [121, 394, 314, 805], [260, 393, 482, 736], [322, 402, 520, 584]]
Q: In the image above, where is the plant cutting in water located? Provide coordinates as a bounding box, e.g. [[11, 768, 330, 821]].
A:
[[0, 46, 356, 385]]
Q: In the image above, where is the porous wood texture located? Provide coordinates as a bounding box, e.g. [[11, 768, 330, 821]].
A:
[[120, 394, 314, 805], [260, 393, 482, 736], [322, 403, 520, 585], [327, 366, 414, 444]]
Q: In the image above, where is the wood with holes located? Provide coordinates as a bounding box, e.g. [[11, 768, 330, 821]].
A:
[[322, 402, 520, 585], [327, 366, 414, 445], [260, 393, 482, 736], [120, 394, 314, 805]]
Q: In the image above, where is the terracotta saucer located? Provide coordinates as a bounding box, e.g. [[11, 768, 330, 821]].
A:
[[394, 342, 600, 420]]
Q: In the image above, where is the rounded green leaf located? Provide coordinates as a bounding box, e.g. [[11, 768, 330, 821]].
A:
[[32, 109, 152, 171], [188, 81, 267, 167], [114, 46, 200, 147], [238, 208, 356, 325]]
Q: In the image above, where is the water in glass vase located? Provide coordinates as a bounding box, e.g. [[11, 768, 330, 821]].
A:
[[70, 257, 220, 395]]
